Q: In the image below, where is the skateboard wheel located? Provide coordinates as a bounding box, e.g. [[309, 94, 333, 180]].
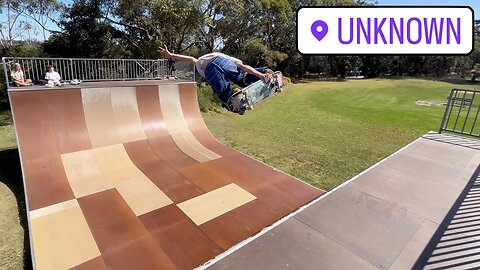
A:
[[247, 105, 254, 110]]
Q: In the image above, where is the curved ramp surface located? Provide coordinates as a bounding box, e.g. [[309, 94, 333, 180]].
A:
[[9, 81, 324, 270]]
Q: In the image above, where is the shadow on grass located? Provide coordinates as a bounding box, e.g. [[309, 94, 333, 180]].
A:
[[435, 77, 480, 87], [381, 76, 480, 87], [0, 148, 32, 270], [294, 76, 478, 85], [294, 78, 350, 84], [413, 164, 480, 269], [0, 110, 13, 127]]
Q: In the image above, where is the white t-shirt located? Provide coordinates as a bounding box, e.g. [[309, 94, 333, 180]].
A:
[[195, 52, 242, 77], [45, 71, 61, 82], [11, 70, 24, 81]]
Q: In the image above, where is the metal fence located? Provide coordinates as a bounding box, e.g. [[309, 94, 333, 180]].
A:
[[2, 57, 195, 86], [439, 89, 480, 138]]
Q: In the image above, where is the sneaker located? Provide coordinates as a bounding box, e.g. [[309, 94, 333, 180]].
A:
[[70, 79, 82, 85], [226, 90, 247, 115]]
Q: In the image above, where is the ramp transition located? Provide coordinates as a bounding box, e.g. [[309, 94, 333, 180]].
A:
[[9, 81, 324, 270]]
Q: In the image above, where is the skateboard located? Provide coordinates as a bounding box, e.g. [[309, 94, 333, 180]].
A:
[[241, 71, 284, 110]]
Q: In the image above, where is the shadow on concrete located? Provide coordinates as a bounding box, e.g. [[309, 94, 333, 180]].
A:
[[0, 148, 32, 270], [413, 164, 480, 270], [423, 133, 480, 152]]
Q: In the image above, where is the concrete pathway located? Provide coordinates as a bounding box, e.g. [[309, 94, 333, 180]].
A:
[[206, 133, 480, 270]]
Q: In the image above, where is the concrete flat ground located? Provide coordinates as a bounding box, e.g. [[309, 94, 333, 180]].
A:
[[206, 133, 480, 270]]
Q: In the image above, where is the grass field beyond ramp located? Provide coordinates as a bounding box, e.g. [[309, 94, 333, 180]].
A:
[[203, 78, 469, 190]]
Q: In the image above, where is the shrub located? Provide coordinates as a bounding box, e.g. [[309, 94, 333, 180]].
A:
[[196, 75, 290, 113], [283, 76, 292, 85], [0, 84, 8, 109], [0, 65, 8, 109], [197, 83, 222, 113]]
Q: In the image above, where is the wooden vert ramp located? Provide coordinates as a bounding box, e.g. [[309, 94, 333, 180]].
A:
[[9, 81, 324, 270]]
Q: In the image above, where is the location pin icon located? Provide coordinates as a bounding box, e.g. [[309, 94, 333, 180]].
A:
[[311, 20, 328, 42]]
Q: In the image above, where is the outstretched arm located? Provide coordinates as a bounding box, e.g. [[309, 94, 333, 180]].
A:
[[158, 46, 197, 65], [236, 62, 271, 83]]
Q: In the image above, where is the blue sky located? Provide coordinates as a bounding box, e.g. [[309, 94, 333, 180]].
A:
[[377, 0, 479, 19]]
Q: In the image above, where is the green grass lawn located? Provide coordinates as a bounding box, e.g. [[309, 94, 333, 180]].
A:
[[203, 78, 473, 190], [0, 110, 29, 270], [0, 110, 16, 150], [0, 78, 477, 269]]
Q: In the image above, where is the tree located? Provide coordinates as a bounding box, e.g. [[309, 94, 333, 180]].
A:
[[281, 0, 374, 78], [106, 0, 203, 58], [0, 40, 43, 109], [0, 0, 61, 49], [467, 23, 480, 81], [196, 0, 240, 53], [42, 0, 125, 58], [0, 0, 34, 48], [219, 0, 291, 68], [19, 0, 63, 40]]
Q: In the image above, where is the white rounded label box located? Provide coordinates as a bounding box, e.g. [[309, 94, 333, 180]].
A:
[[297, 7, 474, 55]]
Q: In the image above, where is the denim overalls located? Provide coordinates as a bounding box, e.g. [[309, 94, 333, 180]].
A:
[[203, 56, 266, 104]]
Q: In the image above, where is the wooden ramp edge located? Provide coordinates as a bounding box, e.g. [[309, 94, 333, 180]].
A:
[[9, 81, 325, 270]]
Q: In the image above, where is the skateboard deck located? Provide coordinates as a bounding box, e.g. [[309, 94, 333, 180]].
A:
[[242, 71, 284, 109]]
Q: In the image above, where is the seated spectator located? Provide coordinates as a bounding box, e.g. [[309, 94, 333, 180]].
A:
[[11, 63, 33, 86], [45, 66, 62, 86]]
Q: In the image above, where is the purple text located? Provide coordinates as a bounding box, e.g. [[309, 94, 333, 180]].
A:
[[338, 17, 461, 45]]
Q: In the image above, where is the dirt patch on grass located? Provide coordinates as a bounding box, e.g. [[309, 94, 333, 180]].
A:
[[416, 100, 446, 107]]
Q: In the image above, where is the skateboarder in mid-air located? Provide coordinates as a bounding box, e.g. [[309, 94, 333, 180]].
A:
[[158, 46, 272, 115]]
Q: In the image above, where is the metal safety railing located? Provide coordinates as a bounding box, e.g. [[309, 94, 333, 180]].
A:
[[439, 89, 480, 138], [2, 57, 195, 86]]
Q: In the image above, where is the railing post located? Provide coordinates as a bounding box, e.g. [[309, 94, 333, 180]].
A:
[[452, 91, 468, 131], [122, 59, 126, 81], [439, 89, 455, 134], [2, 57, 196, 85], [193, 63, 196, 82], [439, 88, 480, 138], [2, 57, 9, 87], [69, 59, 73, 81], [461, 92, 475, 133]]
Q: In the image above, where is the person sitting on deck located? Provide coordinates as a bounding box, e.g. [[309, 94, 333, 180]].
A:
[[11, 63, 33, 86], [158, 46, 272, 115], [45, 66, 62, 87]]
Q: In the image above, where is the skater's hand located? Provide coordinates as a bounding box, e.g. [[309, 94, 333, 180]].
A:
[[158, 46, 173, 59], [261, 72, 272, 84]]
